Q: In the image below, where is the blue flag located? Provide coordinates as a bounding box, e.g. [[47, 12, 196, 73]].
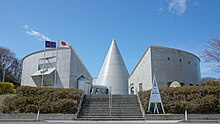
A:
[[45, 41, 56, 48]]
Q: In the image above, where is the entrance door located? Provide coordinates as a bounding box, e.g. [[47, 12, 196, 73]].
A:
[[84, 82, 91, 94], [130, 87, 134, 95]]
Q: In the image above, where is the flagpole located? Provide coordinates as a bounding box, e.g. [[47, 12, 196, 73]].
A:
[[41, 37, 47, 87], [54, 38, 59, 88]]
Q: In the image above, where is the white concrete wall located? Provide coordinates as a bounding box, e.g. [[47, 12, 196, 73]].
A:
[[21, 48, 71, 87], [69, 48, 93, 88], [21, 47, 92, 89], [151, 46, 201, 88], [129, 47, 153, 94], [129, 46, 202, 94], [55, 48, 71, 88]]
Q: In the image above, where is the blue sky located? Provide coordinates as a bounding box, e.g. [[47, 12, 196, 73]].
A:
[[0, 0, 219, 78]]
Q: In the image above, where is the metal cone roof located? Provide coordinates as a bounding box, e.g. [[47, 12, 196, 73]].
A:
[[96, 39, 129, 94]]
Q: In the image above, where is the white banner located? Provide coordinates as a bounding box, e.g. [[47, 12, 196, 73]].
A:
[[148, 74, 165, 114]]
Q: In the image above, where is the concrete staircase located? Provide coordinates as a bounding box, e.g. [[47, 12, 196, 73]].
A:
[[78, 94, 144, 120]]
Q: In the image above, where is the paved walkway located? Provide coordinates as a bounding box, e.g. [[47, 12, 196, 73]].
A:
[[0, 120, 219, 124]]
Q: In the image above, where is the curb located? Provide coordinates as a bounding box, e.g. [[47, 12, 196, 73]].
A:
[[0, 119, 45, 122], [178, 120, 220, 123]]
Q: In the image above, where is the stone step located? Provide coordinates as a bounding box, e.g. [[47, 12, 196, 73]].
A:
[[84, 97, 138, 98], [81, 105, 140, 107], [84, 95, 137, 97], [78, 116, 143, 119], [77, 117, 144, 121], [80, 110, 142, 114], [82, 100, 139, 102], [83, 98, 140, 100], [79, 112, 142, 115], [80, 108, 141, 110], [80, 111, 142, 114], [82, 103, 139, 105], [83, 101, 138, 102], [80, 107, 141, 110], [78, 95, 144, 120], [79, 114, 143, 116], [79, 113, 143, 116], [81, 107, 141, 112], [82, 102, 140, 104], [84, 98, 138, 100]]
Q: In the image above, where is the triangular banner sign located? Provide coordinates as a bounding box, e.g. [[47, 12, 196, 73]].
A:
[[148, 74, 165, 114]]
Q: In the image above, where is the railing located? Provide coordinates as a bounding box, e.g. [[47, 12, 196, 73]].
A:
[[137, 92, 146, 119], [76, 91, 84, 119], [108, 86, 112, 116]]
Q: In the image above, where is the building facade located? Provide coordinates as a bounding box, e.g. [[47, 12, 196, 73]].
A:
[[129, 46, 201, 94], [21, 47, 92, 91], [21, 41, 202, 95]]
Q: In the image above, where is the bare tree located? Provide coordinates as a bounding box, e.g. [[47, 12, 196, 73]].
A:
[[0, 46, 22, 84], [201, 38, 220, 72]]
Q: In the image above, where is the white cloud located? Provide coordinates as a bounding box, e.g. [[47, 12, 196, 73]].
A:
[[23, 25, 29, 30], [158, 7, 163, 12], [157, 7, 164, 15], [192, 0, 199, 7], [168, 0, 187, 15], [23, 25, 51, 41]]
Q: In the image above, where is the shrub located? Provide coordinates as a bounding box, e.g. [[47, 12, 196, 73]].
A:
[[0, 82, 15, 94], [202, 80, 220, 87], [139, 86, 220, 114], [0, 94, 16, 113], [1, 86, 82, 114]]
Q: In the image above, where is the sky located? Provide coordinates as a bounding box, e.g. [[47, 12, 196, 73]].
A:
[[0, 0, 220, 78]]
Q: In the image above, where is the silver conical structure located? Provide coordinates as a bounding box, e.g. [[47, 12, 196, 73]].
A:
[[96, 39, 129, 94]]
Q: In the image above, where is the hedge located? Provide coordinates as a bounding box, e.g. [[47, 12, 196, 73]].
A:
[[139, 86, 220, 114], [0, 82, 15, 94], [0, 86, 82, 114]]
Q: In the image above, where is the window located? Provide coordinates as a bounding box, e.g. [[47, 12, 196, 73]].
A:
[[168, 57, 170, 61], [195, 63, 196, 66], [188, 61, 191, 64], [180, 83, 185, 86], [190, 84, 193, 86], [139, 83, 143, 92], [179, 59, 182, 62]]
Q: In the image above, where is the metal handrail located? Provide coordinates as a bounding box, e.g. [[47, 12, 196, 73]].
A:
[[137, 92, 146, 119], [76, 91, 84, 119]]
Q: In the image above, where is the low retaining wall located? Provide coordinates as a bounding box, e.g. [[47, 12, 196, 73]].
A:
[[145, 114, 220, 120], [0, 114, 77, 120], [0, 114, 219, 120]]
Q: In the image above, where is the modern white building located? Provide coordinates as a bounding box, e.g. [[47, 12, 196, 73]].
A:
[[21, 46, 93, 94], [95, 39, 129, 94], [129, 46, 201, 94], [21, 40, 202, 95]]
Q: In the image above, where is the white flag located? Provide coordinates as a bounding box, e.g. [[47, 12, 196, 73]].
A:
[[59, 41, 69, 47]]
